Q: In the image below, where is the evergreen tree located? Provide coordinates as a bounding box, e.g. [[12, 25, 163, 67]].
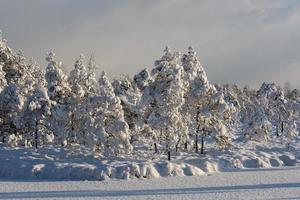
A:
[[45, 52, 72, 146], [0, 84, 24, 144], [0, 63, 7, 92], [112, 75, 143, 144], [86, 71, 132, 156], [86, 55, 99, 95], [45, 52, 71, 103], [20, 87, 52, 148], [148, 47, 187, 160]]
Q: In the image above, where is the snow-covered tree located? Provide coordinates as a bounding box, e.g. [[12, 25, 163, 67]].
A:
[[180, 47, 234, 153], [86, 55, 99, 95], [45, 52, 71, 103], [68, 54, 88, 98], [67, 54, 89, 143], [45, 52, 72, 146], [27, 59, 46, 88], [180, 46, 210, 148], [0, 32, 7, 91], [85, 71, 132, 156], [49, 102, 70, 147], [0, 84, 24, 144], [0, 31, 40, 145], [20, 87, 51, 148], [134, 68, 153, 91], [243, 105, 272, 142], [1, 46, 30, 86], [286, 89, 300, 103], [147, 47, 187, 160], [112, 75, 143, 144], [0, 63, 7, 92], [257, 83, 288, 137]]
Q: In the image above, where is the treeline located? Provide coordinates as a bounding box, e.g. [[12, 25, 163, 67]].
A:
[[0, 33, 299, 159]]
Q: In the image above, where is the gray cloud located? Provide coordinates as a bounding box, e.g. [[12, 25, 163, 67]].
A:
[[0, 0, 299, 89]]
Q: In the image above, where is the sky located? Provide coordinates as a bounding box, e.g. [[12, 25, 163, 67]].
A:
[[0, 0, 300, 89]]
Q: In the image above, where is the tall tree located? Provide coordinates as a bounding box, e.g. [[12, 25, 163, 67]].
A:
[[86, 71, 133, 156], [20, 87, 51, 149], [0, 84, 24, 144], [45, 52, 72, 146], [112, 75, 143, 144], [148, 47, 187, 160], [0, 63, 7, 92]]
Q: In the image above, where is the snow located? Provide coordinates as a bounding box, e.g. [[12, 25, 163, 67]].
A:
[[0, 137, 299, 181], [0, 167, 299, 200]]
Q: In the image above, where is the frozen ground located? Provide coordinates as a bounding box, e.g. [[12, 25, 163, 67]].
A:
[[0, 137, 299, 181], [0, 166, 300, 200]]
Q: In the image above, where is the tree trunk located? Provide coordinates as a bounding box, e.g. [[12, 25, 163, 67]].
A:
[[276, 124, 279, 137], [34, 120, 38, 149], [281, 121, 284, 133], [71, 112, 76, 143], [195, 106, 200, 153], [201, 135, 204, 154], [168, 151, 171, 161], [184, 141, 188, 150], [175, 138, 181, 152], [154, 143, 158, 153]]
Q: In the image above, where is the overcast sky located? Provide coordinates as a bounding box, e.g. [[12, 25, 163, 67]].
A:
[[0, 0, 300, 89]]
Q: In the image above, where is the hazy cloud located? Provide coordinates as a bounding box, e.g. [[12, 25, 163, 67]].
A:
[[0, 0, 299, 88]]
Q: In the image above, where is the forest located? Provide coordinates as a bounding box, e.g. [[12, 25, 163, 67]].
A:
[[0, 31, 299, 161]]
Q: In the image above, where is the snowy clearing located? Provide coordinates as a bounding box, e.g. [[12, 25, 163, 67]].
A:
[[0, 138, 299, 181], [0, 167, 300, 200]]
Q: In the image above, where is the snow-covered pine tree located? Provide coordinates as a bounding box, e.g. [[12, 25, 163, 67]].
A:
[[238, 86, 258, 126], [207, 90, 234, 150], [27, 59, 46, 88], [86, 55, 99, 96], [180, 47, 233, 153], [20, 87, 52, 149], [67, 54, 89, 143], [148, 46, 187, 160], [45, 52, 71, 103], [0, 44, 29, 86], [0, 32, 7, 92], [243, 105, 272, 142], [0, 84, 24, 145], [215, 84, 240, 124], [180, 46, 212, 153], [45, 52, 72, 146], [286, 88, 300, 103], [112, 75, 143, 144], [86, 71, 132, 156], [0, 33, 37, 145], [257, 83, 288, 138], [134, 68, 153, 91], [68, 54, 87, 98], [67, 54, 100, 145], [133, 68, 159, 153], [0, 63, 7, 92]]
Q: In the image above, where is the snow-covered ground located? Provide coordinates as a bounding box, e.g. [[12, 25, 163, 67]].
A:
[[0, 137, 299, 181], [0, 167, 299, 200], [0, 136, 299, 199]]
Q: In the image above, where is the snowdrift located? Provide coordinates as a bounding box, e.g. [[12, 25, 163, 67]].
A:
[[0, 139, 299, 181]]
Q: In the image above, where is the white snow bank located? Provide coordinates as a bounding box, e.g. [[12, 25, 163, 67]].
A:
[[0, 139, 299, 180], [1, 167, 300, 200]]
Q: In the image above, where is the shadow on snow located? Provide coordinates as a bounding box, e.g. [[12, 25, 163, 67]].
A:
[[0, 182, 299, 199]]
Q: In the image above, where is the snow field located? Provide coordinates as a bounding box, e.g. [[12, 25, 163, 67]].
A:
[[0, 166, 300, 200], [0, 142, 298, 181]]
